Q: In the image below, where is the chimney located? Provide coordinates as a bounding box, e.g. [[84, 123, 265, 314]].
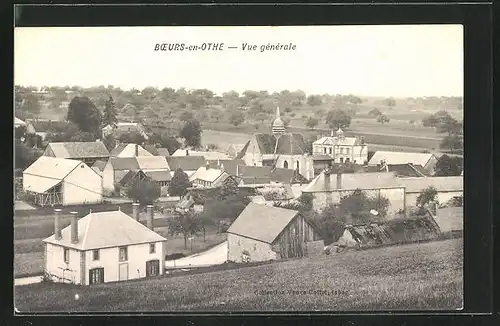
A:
[[54, 208, 62, 240], [132, 202, 140, 221], [146, 205, 154, 230], [206, 161, 210, 170], [135, 144, 139, 156], [360, 136, 365, 145], [336, 173, 342, 190], [220, 163, 225, 172], [70, 211, 79, 244]]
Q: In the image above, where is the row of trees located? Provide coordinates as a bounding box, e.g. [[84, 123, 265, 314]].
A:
[[422, 110, 463, 153]]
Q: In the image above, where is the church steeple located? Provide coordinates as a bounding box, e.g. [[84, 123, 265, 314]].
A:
[[271, 106, 286, 136]]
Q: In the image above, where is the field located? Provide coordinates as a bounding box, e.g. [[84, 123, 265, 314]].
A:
[[14, 205, 225, 278], [14, 238, 463, 312]]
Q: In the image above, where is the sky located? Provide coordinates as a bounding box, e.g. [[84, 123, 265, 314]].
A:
[[14, 25, 463, 98]]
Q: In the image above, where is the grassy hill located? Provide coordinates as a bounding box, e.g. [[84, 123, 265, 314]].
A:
[[15, 238, 463, 312]]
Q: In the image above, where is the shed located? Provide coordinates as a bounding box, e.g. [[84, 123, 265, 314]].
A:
[[227, 203, 323, 263]]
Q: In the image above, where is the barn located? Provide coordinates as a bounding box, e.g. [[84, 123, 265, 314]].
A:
[[23, 156, 103, 206], [227, 203, 323, 263], [43, 207, 166, 285]]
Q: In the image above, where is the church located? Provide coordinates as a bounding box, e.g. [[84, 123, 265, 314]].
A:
[[237, 107, 314, 180]]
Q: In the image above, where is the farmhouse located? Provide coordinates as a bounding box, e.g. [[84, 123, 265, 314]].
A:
[[42, 208, 166, 285], [334, 211, 441, 250], [110, 143, 153, 158], [166, 156, 206, 178], [43, 142, 110, 166], [368, 151, 438, 175], [312, 128, 368, 165], [189, 163, 230, 188], [237, 107, 314, 180], [397, 176, 463, 208], [23, 156, 102, 206], [227, 203, 323, 263], [302, 170, 405, 215]]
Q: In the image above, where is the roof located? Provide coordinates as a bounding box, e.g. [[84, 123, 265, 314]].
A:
[[136, 156, 170, 171], [227, 144, 246, 153], [145, 170, 172, 182], [227, 202, 300, 244], [190, 166, 228, 183], [172, 149, 231, 161], [368, 151, 435, 167], [303, 171, 400, 192], [92, 159, 108, 172], [237, 165, 272, 185], [251, 133, 308, 155], [270, 168, 309, 184], [43, 210, 167, 250], [341, 213, 441, 248], [313, 135, 360, 146], [143, 145, 159, 155], [118, 170, 143, 186], [46, 142, 110, 159], [15, 117, 26, 126], [383, 164, 428, 177], [176, 196, 195, 209], [235, 141, 250, 159], [156, 148, 170, 157], [312, 155, 335, 161], [397, 176, 463, 193], [166, 156, 206, 171], [110, 144, 153, 157], [434, 206, 463, 232], [23, 156, 82, 181], [108, 157, 140, 170], [207, 159, 246, 176]]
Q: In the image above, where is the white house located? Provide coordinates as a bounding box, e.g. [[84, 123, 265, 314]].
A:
[[42, 207, 166, 285], [189, 163, 230, 188], [312, 128, 368, 165], [368, 151, 439, 175], [23, 157, 103, 207]]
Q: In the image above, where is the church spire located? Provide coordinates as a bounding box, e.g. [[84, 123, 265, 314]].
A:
[[276, 106, 281, 119], [271, 106, 286, 136]]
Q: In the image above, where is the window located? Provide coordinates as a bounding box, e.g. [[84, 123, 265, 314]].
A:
[[346, 148, 350, 155], [283, 161, 288, 169], [89, 268, 104, 284], [323, 148, 327, 154], [63, 248, 69, 264], [354, 160, 357, 164], [119, 246, 128, 262], [346, 158, 350, 163], [329, 148, 332, 154], [340, 148, 344, 154], [149, 243, 156, 254], [340, 157, 344, 163], [296, 161, 300, 170], [93, 250, 100, 261]]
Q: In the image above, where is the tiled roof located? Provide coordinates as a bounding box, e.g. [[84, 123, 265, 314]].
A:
[[136, 156, 170, 171], [368, 151, 435, 167], [235, 141, 250, 159], [397, 176, 463, 193], [23, 156, 82, 180], [207, 159, 246, 176], [313, 135, 360, 146], [166, 156, 206, 171], [270, 168, 309, 185], [108, 157, 140, 170], [110, 144, 153, 157], [145, 170, 172, 182], [172, 149, 230, 160], [118, 170, 143, 186], [227, 202, 299, 244], [43, 210, 166, 250], [237, 165, 272, 184], [47, 142, 110, 159], [252, 133, 308, 155], [303, 171, 400, 192], [385, 164, 428, 177], [92, 159, 108, 172]]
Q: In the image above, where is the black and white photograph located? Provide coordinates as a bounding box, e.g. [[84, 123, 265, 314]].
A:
[[14, 24, 464, 312]]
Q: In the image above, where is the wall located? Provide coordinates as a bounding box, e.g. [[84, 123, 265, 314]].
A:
[[83, 241, 165, 285], [102, 162, 115, 193], [45, 243, 81, 284], [405, 191, 463, 209], [63, 163, 102, 205], [309, 187, 406, 216], [243, 136, 263, 167], [272, 215, 322, 259], [227, 233, 276, 263], [274, 155, 314, 180]]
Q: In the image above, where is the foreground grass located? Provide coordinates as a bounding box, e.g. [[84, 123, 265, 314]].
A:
[[15, 238, 463, 312]]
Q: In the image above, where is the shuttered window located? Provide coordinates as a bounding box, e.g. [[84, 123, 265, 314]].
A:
[[63, 248, 69, 264], [119, 246, 128, 262]]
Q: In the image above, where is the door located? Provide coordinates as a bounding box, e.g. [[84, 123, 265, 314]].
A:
[[146, 260, 160, 277], [119, 263, 129, 281], [89, 268, 104, 285]]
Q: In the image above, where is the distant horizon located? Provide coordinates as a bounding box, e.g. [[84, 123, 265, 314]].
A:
[[15, 25, 463, 98]]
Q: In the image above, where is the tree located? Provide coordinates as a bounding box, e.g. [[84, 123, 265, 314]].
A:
[[117, 131, 146, 145], [15, 142, 42, 170], [201, 193, 250, 224], [168, 168, 192, 197], [167, 211, 202, 249], [160, 135, 181, 154], [338, 189, 390, 223], [210, 110, 223, 122], [307, 95, 323, 106], [256, 112, 268, 124], [229, 111, 245, 127], [305, 116, 319, 130], [125, 179, 161, 205], [440, 134, 463, 154], [434, 155, 463, 176], [20, 94, 41, 114], [179, 110, 194, 122], [282, 116, 291, 128], [180, 119, 202, 148], [377, 114, 390, 124], [66, 96, 102, 136], [325, 109, 351, 130], [416, 186, 438, 209], [368, 108, 382, 117], [385, 97, 396, 108]]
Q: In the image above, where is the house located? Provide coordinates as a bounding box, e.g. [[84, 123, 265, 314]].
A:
[[42, 207, 166, 285], [227, 203, 323, 263], [206, 159, 246, 177], [431, 206, 463, 237], [102, 122, 149, 140], [166, 156, 206, 178], [227, 144, 247, 159], [172, 148, 231, 161], [302, 170, 405, 214], [136, 156, 170, 172], [43, 142, 110, 166], [311, 155, 335, 174], [398, 176, 463, 208], [237, 107, 314, 180], [236, 165, 308, 186], [368, 151, 438, 175], [189, 163, 230, 188], [102, 157, 141, 193], [312, 129, 368, 165], [334, 211, 441, 250], [23, 156, 103, 206], [110, 143, 154, 158]]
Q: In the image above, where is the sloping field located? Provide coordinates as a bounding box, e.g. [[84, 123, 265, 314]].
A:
[[15, 238, 463, 312]]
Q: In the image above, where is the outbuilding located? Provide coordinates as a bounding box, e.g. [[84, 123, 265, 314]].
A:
[[227, 202, 323, 263], [42, 206, 166, 285], [23, 156, 103, 206]]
